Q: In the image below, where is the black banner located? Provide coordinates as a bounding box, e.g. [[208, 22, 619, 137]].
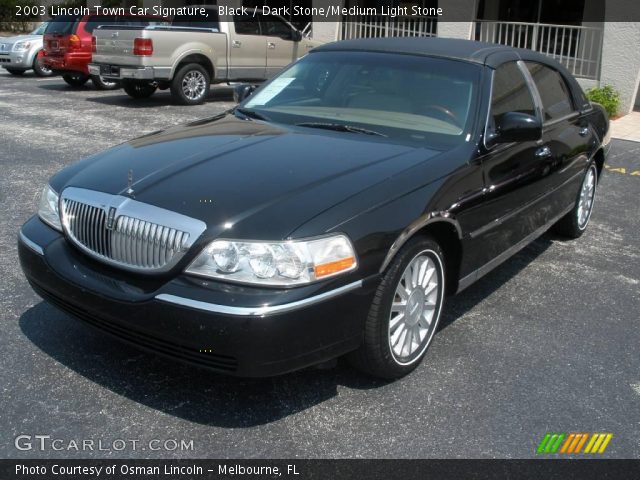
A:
[[3, 459, 640, 480]]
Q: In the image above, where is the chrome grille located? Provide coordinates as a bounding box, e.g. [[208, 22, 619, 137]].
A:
[[60, 188, 207, 273]]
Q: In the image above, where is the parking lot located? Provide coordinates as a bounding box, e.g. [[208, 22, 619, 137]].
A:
[[1, 71, 639, 459]]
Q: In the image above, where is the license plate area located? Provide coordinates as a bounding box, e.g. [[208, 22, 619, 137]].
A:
[[100, 65, 120, 77]]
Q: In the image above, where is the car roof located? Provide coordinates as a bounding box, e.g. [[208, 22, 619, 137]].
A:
[[313, 37, 558, 69]]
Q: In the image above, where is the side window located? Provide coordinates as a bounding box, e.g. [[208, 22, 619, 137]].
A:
[[234, 14, 260, 35], [260, 15, 293, 39], [490, 62, 536, 131], [526, 62, 575, 121]]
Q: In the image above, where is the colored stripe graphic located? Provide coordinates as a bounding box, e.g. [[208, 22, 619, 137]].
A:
[[538, 433, 612, 454]]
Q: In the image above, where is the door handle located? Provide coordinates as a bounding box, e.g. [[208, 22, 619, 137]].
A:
[[579, 126, 589, 137], [232, 40, 241, 48], [535, 146, 552, 158], [267, 42, 276, 49]]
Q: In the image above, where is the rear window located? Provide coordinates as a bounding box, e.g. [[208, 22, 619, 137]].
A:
[[84, 15, 119, 34], [45, 16, 79, 35], [173, 11, 219, 30], [84, 16, 169, 33]]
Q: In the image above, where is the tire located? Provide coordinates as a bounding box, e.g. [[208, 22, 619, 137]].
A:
[[552, 162, 598, 239], [62, 73, 89, 87], [122, 80, 157, 99], [6, 68, 25, 75], [349, 236, 446, 379], [32, 52, 53, 77], [170, 63, 210, 105], [91, 74, 120, 90]]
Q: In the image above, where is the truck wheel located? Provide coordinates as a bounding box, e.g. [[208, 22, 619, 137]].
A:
[[171, 63, 210, 105], [122, 80, 157, 99], [62, 73, 89, 87], [6, 68, 25, 75], [91, 75, 120, 90], [32, 52, 53, 77]]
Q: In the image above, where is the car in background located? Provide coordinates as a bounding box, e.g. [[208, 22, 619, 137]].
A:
[[0, 23, 52, 77], [42, 14, 167, 90]]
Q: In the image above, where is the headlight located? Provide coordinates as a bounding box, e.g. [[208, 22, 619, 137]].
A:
[[38, 185, 62, 231], [186, 234, 357, 286], [13, 41, 32, 51]]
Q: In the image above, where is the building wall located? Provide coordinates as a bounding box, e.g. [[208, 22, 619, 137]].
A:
[[600, 21, 640, 114]]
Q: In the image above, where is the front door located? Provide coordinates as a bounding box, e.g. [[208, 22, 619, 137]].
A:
[[469, 61, 555, 268]]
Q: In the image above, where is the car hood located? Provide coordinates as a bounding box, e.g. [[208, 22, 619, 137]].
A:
[[1, 34, 42, 45], [52, 114, 445, 240]]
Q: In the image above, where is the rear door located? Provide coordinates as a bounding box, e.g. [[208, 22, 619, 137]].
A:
[[229, 12, 266, 80], [260, 15, 299, 78], [524, 61, 592, 210]]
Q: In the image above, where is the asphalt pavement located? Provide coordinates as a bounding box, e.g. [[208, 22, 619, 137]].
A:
[[1, 71, 638, 459]]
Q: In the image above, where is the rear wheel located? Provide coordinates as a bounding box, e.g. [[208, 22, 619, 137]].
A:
[[171, 63, 210, 105], [552, 162, 598, 239], [32, 52, 53, 77], [62, 73, 89, 87], [6, 68, 25, 75], [91, 74, 120, 90], [350, 236, 446, 379], [122, 80, 157, 99]]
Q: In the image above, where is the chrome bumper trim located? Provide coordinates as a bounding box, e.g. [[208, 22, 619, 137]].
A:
[[155, 280, 363, 317], [19, 230, 44, 255]]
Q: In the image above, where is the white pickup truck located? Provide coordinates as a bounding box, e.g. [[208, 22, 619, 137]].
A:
[[89, 6, 320, 104]]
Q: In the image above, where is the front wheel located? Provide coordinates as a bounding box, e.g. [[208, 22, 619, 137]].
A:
[[32, 52, 53, 77], [170, 63, 210, 105], [122, 80, 157, 99], [91, 74, 120, 90], [552, 162, 598, 238], [349, 236, 446, 379], [62, 73, 89, 87], [5, 68, 25, 75]]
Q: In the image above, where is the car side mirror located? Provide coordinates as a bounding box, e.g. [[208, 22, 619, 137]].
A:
[[291, 29, 302, 42], [492, 112, 542, 144], [233, 84, 257, 104]]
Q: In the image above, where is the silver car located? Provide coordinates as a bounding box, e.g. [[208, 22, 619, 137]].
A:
[[0, 23, 52, 77]]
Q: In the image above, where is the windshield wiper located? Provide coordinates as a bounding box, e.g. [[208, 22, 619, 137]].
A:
[[234, 107, 271, 122], [295, 122, 387, 137]]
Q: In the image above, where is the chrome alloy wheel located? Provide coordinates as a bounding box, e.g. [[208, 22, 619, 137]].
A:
[[182, 71, 206, 101], [388, 250, 443, 364], [577, 165, 597, 230]]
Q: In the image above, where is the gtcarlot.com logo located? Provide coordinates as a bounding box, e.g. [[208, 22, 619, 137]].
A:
[[15, 435, 194, 452], [537, 432, 613, 454]]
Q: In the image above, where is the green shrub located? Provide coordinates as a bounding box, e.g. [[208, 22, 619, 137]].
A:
[[586, 85, 620, 118]]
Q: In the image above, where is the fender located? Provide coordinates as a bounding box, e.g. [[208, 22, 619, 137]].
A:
[[379, 212, 462, 273]]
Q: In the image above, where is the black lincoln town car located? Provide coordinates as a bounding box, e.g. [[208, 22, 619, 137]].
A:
[[18, 38, 610, 379]]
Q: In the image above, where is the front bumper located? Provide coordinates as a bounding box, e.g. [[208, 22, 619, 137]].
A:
[[0, 50, 33, 69], [88, 63, 171, 81], [18, 216, 375, 377]]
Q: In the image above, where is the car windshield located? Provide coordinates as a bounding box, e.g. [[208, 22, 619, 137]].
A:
[[45, 16, 78, 35], [31, 23, 48, 35], [243, 51, 481, 147]]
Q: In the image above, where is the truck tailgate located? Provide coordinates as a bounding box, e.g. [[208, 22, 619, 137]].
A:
[[93, 27, 145, 66]]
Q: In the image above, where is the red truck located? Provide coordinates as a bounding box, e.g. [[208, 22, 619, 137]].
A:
[[42, 14, 166, 90]]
